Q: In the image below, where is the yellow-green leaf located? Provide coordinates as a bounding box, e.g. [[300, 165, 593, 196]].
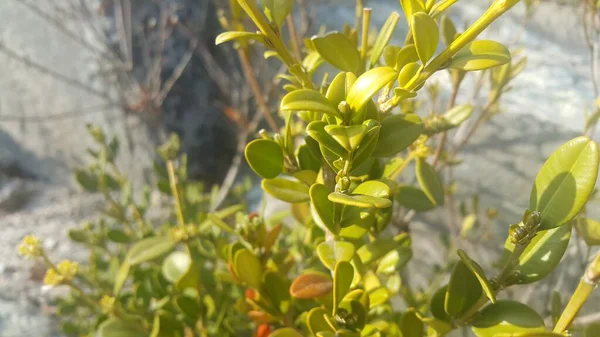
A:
[[307, 307, 335, 335], [333, 261, 354, 314], [233, 248, 262, 288], [471, 301, 545, 337], [445, 260, 483, 318], [370, 12, 401, 67], [161, 251, 192, 284], [281, 89, 341, 118], [317, 240, 356, 270], [262, 178, 310, 203], [575, 218, 600, 246], [396, 185, 436, 211], [325, 125, 368, 152], [347, 67, 399, 111], [396, 44, 419, 69], [411, 12, 439, 64], [430, 0, 459, 18], [373, 114, 423, 157], [530, 136, 599, 230], [310, 183, 338, 233], [457, 250, 496, 303], [307, 121, 347, 156], [398, 62, 421, 88], [328, 192, 392, 209], [127, 236, 176, 265], [215, 31, 265, 45], [259, 0, 294, 26], [399, 0, 426, 25], [440, 15, 457, 47], [312, 32, 361, 73], [245, 139, 284, 179], [416, 158, 445, 206], [98, 317, 147, 337], [399, 308, 424, 337], [450, 40, 511, 71]]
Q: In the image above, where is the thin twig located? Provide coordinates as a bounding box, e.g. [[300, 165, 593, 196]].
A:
[[432, 83, 461, 168], [286, 15, 302, 61], [155, 39, 198, 106]]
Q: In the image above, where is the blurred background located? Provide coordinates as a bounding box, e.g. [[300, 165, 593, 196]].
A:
[[0, 0, 598, 336]]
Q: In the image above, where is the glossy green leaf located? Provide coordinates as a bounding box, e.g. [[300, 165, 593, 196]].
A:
[[357, 233, 410, 265], [290, 271, 333, 299], [457, 250, 495, 303], [215, 31, 265, 45], [260, 0, 294, 26], [368, 286, 390, 307], [339, 205, 375, 240], [421, 317, 454, 337], [325, 125, 368, 152], [161, 251, 192, 284], [296, 144, 321, 172], [377, 248, 412, 274], [445, 260, 483, 318], [383, 45, 402, 68], [530, 137, 599, 230], [307, 121, 347, 156], [353, 180, 391, 198], [430, 285, 452, 322], [450, 40, 511, 71], [396, 44, 419, 69], [398, 62, 421, 88], [400, 309, 424, 337], [281, 89, 341, 118], [370, 12, 401, 67], [245, 139, 284, 179], [293, 170, 318, 185], [268, 327, 304, 337], [411, 12, 439, 64], [373, 114, 423, 157], [310, 183, 338, 233], [175, 296, 201, 319], [263, 271, 290, 313], [396, 185, 436, 211], [329, 192, 392, 209], [494, 333, 565, 337], [440, 15, 457, 47], [333, 261, 354, 314], [307, 307, 335, 335], [347, 67, 398, 112], [262, 178, 310, 203], [317, 240, 356, 270], [127, 236, 176, 265], [233, 248, 262, 288], [430, 0, 459, 18], [575, 218, 600, 245], [399, 0, 426, 25], [312, 32, 361, 73], [501, 224, 572, 284], [416, 158, 445, 206], [471, 301, 545, 337], [98, 317, 146, 337]]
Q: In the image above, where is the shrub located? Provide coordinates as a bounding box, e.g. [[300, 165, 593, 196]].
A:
[[19, 1, 600, 337]]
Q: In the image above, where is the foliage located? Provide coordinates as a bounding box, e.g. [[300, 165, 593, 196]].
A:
[[17, 0, 600, 337]]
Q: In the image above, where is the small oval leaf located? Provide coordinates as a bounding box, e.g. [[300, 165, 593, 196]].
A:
[[310, 183, 338, 234], [412, 12, 439, 64], [450, 40, 511, 71], [457, 249, 496, 303], [233, 248, 263, 288], [445, 260, 483, 318], [333, 261, 354, 314], [262, 178, 310, 203], [127, 236, 176, 265], [245, 139, 284, 179], [347, 67, 399, 112], [317, 240, 356, 270], [281, 89, 341, 118], [215, 31, 265, 45], [312, 32, 361, 74], [290, 272, 333, 299], [471, 301, 546, 337], [416, 158, 445, 206]]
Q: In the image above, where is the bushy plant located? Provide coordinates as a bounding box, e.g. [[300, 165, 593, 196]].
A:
[[18, 1, 600, 337]]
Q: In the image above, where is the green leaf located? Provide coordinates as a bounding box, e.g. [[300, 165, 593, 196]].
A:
[[445, 260, 483, 318], [307, 121, 347, 156], [440, 15, 457, 47], [396, 44, 419, 69], [233, 248, 263, 288], [307, 307, 335, 335], [312, 32, 361, 73], [68, 228, 92, 244], [98, 317, 147, 337], [444, 104, 473, 126], [161, 251, 192, 284], [430, 285, 452, 322], [370, 12, 401, 67], [416, 158, 445, 206], [328, 193, 392, 209], [471, 301, 546, 337], [494, 333, 566, 337], [333, 261, 354, 314], [127, 236, 176, 265], [347, 67, 399, 112], [281, 89, 341, 119], [353, 180, 391, 198], [377, 248, 412, 274], [296, 144, 321, 172], [368, 286, 390, 307], [383, 45, 402, 68], [317, 240, 356, 270], [450, 40, 511, 71], [399, 309, 424, 337], [74, 169, 98, 192], [339, 205, 375, 240], [411, 12, 439, 64], [373, 114, 423, 157], [107, 229, 132, 243], [245, 139, 284, 179], [262, 178, 310, 203], [575, 218, 600, 245], [290, 271, 333, 299], [325, 125, 368, 152], [398, 62, 421, 88], [310, 183, 338, 233], [268, 327, 304, 337], [259, 0, 294, 26], [326, 72, 356, 107], [430, 0, 459, 18], [357, 233, 410, 265], [501, 224, 572, 284], [530, 137, 599, 230], [396, 185, 436, 211], [215, 31, 265, 45], [113, 260, 130, 296], [420, 317, 454, 337], [457, 250, 495, 303], [175, 296, 201, 319], [399, 0, 425, 25], [263, 271, 291, 313]]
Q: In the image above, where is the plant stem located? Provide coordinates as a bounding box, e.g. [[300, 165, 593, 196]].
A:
[[432, 79, 461, 168], [390, 153, 416, 180], [495, 242, 528, 286], [286, 15, 302, 61], [356, 0, 365, 31], [167, 160, 186, 227], [361, 8, 372, 69], [553, 279, 595, 333]]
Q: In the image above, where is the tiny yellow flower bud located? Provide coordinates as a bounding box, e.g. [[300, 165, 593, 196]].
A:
[[100, 295, 116, 315], [18, 235, 42, 258], [43, 260, 79, 286]]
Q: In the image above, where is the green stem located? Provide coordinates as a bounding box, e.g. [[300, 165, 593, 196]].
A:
[[167, 160, 186, 227], [407, 0, 522, 92], [553, 279, 595, 333], [495, 242, 528, 287], [390, 153, 416, 180]]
